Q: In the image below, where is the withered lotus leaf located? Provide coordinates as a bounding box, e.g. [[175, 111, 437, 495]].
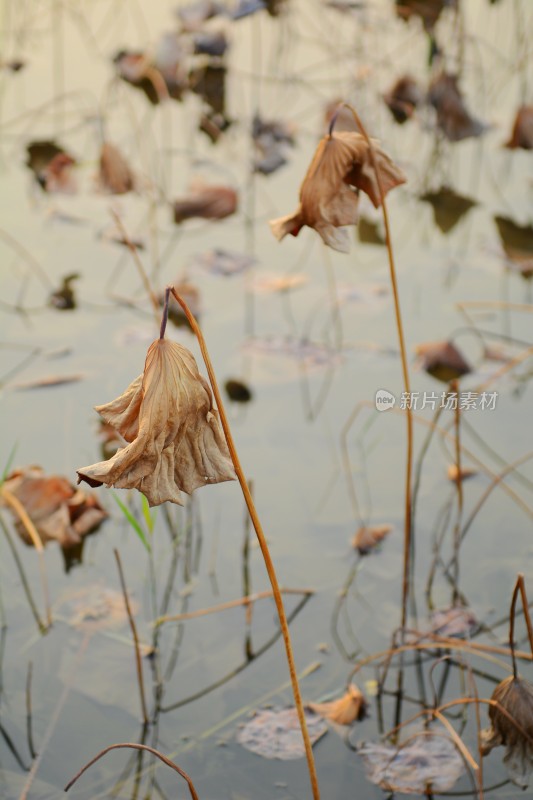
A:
[[414, 340, 472, 382], [99, 142, 135, 194], [352, 524, 393, 555], [1, 466, 107, 548], [173, 182, 238, 223], [269, 131, 406, 253], [428, 72, 486, 142], [77, 338, 236, 507], [308, 684, 367, 725], [481, 675, 533, 787], [505, 106, 533, 150]]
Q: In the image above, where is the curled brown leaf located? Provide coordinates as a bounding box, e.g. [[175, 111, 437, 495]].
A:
[[77, 338, 236, 507], [269, 130, 405, 253]]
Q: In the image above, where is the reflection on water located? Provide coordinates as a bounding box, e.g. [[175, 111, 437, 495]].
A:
[[1, 0, 533, 798]]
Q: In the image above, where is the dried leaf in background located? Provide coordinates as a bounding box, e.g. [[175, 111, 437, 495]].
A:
[[99, 142, 135, 194], [384, 75, 423, 124], [308, 684, 366, 725], [352, 524, 393, 554], [1, 466, 107, 548], [505, 106, 533, 150], [173, 182, 238, 223], [428, 72, 486, 142], [414, 340, 472, 382]]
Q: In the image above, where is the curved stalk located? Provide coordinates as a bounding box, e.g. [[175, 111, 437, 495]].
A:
[[167, 286, 321, 800]]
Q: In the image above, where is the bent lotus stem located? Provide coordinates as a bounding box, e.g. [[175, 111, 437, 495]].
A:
[[64, 743, 199, 800], [166, 286, 321, 800], [340, 104, 413, 633]]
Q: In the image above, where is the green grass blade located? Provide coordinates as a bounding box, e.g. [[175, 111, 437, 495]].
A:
[[112, 492, 151, 553]]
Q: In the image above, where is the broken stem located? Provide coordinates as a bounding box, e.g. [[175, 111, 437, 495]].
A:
[[168, 286, 321, 800], [517, 574, 533, 658], [341, 104, 413, 633]]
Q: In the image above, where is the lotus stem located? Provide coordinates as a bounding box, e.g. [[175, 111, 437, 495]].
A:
[[168, 286, 321, 800], [65, 743, 199, 800], [341, 104, 413, 633]]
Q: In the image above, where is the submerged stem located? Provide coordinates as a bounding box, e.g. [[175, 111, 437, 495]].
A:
[[168, 286, 321, 800]]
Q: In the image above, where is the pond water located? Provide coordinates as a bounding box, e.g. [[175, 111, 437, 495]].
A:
[[1, 0, 533, 798]]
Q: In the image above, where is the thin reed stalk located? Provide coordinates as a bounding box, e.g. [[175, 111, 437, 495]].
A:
[[155, 587, 314, 626], [341, 104, 413, 632], [165, 286, 321, 800], [114, 549, 149, 725], [1, 487, 51, 626]]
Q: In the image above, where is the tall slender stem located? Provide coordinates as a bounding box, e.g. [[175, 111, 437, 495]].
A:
[[341, 104, 413, 632], [168, 287, 321, 800]]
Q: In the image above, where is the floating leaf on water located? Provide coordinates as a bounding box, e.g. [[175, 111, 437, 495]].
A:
[[1, 466, 107, 549], [358, 733, 466, 793], [494, 216, 533, 279], [308, 685, 367, 725], [429, 605, 479, 638], [428, 72, 486, 142], [481, 675, 533, 787], [49, 273, 79, 310], [395, 0, 457, 31], [358, 215, 385, 244], [173, 181, 238, 223], [231, 0, 266, 20], [176, 0, 224, 31], [249, 272, 308, 293], [352, 524, 393, 555], [414, 340, 472, 382], [383, 75, 423, 124], [26, 141, 76, 193], [264, 0, 288, 16], [62, 585, 136, 631], [336, 282, 389, 307], [253, 114, 296, 146], [447, 464, 477, 482], [269, 130, 406, 253], [420, 187, 477, 234], [199, 110, 232, 143], [189, 64, 226, 114], [505, 105, 533, 150], [224, 378, 253, 403], [113, 49, 186, 104], [13, 374, 85, 390], [253, 148, 287, 175], [189, 248, 255, 275], [192, 30, 228, 57], [243, 336, 344, 370], [236, 707, 327, 759], [99, 142, 135, 195], [77, 338, 236, 507], [1, 58, 26, 72]]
